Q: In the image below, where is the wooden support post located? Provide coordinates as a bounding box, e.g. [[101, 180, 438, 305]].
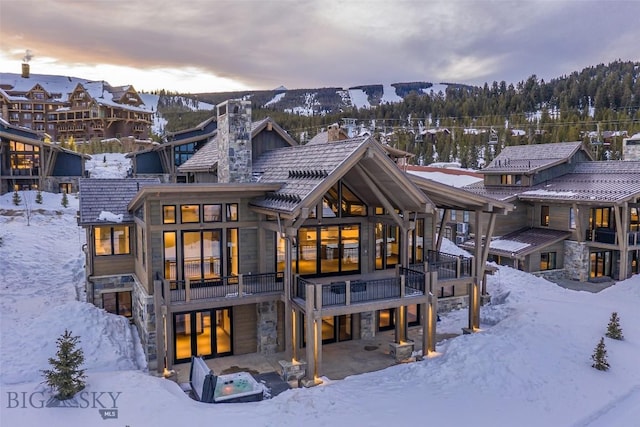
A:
[[305, 283, 315, 381], [428, 271, 438, 352]]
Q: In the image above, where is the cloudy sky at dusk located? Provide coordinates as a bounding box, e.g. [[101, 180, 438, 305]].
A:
[[1, 0, 639, 94]]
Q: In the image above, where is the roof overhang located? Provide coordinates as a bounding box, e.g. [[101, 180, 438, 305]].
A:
[[409, 174, 514, 214]]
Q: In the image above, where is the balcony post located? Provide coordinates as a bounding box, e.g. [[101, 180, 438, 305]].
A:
[[345, 280, 351, 306], [238, 274, 244, 298], [185, 278, 191, 302]]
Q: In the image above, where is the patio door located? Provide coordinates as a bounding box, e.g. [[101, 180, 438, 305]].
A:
[[301, 314, 352, 346], [173, 308, 232, 363], [590, 251, 612, 279]]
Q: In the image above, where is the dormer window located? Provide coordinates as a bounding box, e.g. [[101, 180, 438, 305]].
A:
[[500, 174, 522, 185]]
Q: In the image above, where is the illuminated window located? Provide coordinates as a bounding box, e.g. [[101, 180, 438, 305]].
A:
[[181, 204, 199, 223], [541, 206, 550, 226], [540, 252, 556, 270], [95, 226, 130, 256], [163, 206, 176, 224]]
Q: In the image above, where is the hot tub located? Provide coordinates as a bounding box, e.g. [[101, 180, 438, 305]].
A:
[[213, 372, 264, 403]]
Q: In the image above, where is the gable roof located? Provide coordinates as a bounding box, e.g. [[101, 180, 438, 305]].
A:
[[249, 136, 432, 218], [177, 117, 297, 173], [78, 178, 160, 226], [481, 141, 591, 174]]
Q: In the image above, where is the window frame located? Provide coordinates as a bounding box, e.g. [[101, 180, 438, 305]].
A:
[[94, 225, 131, 256]]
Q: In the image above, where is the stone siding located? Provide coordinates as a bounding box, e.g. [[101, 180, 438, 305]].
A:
[[564, 240, 589, 281], [360, 311, 375, 339], [133, 278, 157, 370], [257, 301, 278, 354]]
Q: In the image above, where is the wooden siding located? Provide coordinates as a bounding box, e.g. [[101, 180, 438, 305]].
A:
[[252, 129, 293, 160], [93, 254, 135, 276], [526, 241, 566, 272], [233, 304, 257, 355], [239, 228, 259, 274]]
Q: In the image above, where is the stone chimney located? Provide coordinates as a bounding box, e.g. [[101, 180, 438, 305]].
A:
[[21, 63, 30, 78], [217, 99, 252, 183]]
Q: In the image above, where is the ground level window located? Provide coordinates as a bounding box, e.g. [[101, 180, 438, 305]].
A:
[[102, 291, 132, 317], [540, 252, 556, 271]]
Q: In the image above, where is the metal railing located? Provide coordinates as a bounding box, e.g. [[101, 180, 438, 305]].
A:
[[425, 250, 472, 280], [168, 272, 283, 303]]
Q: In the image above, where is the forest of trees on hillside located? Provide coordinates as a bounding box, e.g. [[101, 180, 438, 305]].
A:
[[157, 60, 640, 169]]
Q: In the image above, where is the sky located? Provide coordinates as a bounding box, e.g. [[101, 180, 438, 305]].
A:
[[2, 153, 640, 426], [1, 0, 639, 94]]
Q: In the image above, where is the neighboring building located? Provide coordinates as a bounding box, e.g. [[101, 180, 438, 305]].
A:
[[623, 133, 640, 160], [463, 141, 640, 283], [78, 100, 512, 379], [127, 115, 297, 183], [0, 118, 89, 194], [0, 65, 153, 142]]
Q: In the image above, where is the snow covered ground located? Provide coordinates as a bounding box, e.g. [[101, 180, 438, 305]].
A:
[[1, 154, 639, 426]]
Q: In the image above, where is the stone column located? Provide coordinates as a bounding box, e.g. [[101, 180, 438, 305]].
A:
[[257, 301, 278, 354]]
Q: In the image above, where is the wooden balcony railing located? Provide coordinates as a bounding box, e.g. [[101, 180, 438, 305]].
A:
[[164, 272, 284, 303]]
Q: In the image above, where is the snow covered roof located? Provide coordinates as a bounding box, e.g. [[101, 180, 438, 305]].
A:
[[482, 141, 590, 174], [462, 227, 570, 258]]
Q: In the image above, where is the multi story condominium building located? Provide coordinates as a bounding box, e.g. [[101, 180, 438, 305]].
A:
[[0, 64, 153, 142]]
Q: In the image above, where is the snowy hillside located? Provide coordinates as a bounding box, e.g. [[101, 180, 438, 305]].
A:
[[1, 153, 639, 426]]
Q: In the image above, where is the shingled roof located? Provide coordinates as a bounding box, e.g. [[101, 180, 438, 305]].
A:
[[177, 117, 296, 173], [78, 178, 159, 225], [481, 141, 589, 174], [461, 227, 571, 258], [250, 136, 432, 215], [518, 161, 640, 203]]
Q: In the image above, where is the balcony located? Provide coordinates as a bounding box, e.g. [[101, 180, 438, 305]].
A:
[[162, 272, 284, 304], [292, 266, 431, 315]]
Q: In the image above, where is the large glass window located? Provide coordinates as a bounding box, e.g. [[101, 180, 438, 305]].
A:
[[590, 207, 612, 229], [182, 230, 221, 280], [590, 251, 612, 279], [95, 226, 130, 256], [297, 224, 360, 276], [9, 141, 40, 176], [375, 223, 400, 270], [226, 203, 238, 221], [630, 207, 639, 232], [323, 181, 366, 218], [174, 308, 232, 363]]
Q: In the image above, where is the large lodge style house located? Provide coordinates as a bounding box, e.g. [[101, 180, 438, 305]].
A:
[[78, 100, 514, 380], [0, 63, 152, 143], [75, 100, 640, 381]]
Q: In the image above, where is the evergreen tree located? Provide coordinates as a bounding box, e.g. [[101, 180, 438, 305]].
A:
[[61, 192, 69, 208], [606, 312, 624, 340], [35, 190, 43, 204], [42, 330, 86, 400], [591, 337, 609, 371], [12, 190, 21, 206]]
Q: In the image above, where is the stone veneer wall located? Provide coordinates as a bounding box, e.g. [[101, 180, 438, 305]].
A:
[[257, 301, 278, 354], [89, 274, 135, 307], [564, 240, 589, 281], [43, 176, 80, 194], [132, 278, 157, 371], [360, 311, 375, 339]]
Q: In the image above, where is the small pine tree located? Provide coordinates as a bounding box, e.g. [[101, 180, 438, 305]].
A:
[[606, 312, 623, 340], [42, 330, 86, 400], [61, 191, 69, 208], [591, 337, 610, 371], [12, 190, 21, 206], [35, 190, 43, 204], [103, 154, 107, 163]]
